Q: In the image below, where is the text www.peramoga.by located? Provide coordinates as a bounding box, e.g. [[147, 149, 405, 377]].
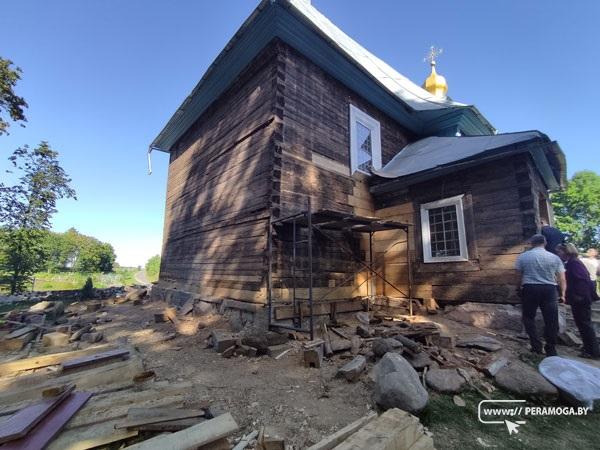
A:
[[482, 406, 590, 417]]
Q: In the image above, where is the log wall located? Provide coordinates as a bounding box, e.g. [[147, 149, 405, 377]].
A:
[[155, 44, 284, 303], [272, 44, 415, 299], [372, 154, 544, 303]]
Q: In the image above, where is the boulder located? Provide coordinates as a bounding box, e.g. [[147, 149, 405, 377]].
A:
[[425, 368, 466, 394], [337, 355, 367, 382], [446, 302, 522, 331], [373, 354, 429, 413], [372, 352, 408, 381], [456, 335, 503, 352], [372, 338, 403, 357], [494, 360, 558, 399]]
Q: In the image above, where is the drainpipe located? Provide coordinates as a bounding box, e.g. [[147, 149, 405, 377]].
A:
[[147, 146, 154, 175]]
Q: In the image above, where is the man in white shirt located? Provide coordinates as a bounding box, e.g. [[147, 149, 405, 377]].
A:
[[515, 234, 566, 356]]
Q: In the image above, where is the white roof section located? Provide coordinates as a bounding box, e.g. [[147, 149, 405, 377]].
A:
[[372, 131, 544, 179], [289, 0, 467, 111]]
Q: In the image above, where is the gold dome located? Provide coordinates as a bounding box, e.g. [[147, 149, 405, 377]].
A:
[[423, 60, 448, 98]]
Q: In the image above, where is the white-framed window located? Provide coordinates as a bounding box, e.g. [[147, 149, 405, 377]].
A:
[[349, 104, 381, 174], [420, 195, 469, 263]]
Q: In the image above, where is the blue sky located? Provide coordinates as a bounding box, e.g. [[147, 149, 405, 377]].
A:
[[1, 0, 598, 266]]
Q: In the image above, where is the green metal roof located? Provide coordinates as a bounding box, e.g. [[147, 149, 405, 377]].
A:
[[150, 0, 496, 153]]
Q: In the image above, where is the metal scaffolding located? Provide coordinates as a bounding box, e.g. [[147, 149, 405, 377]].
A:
[[267, 198, 412, 340]]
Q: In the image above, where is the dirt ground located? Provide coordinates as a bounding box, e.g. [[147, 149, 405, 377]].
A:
[[23, 298, 600, 449]]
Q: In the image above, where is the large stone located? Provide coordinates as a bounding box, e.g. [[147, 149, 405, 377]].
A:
[[494, 360, 558, 398], [372, 352, 408, 381], [373, 353, 429, 413], [337, 355, 367, 382], [456, 335, 503, 352], [446, 302, 522, 331], [372, 337, 403, 357], [425, 368, 466, 394]]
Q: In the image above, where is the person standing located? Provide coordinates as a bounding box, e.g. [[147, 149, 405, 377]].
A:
[[515, 234, 566, 356], [580, 248, 599, 291], [557, 244, 600, 359], [540, 220, 565, 255]]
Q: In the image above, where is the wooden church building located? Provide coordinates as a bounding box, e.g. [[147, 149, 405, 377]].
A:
[[149, 0, 566, 326]]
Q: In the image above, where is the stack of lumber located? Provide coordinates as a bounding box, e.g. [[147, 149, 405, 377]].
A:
[[306, 409, 435, 450], [0, 345, 239, 449]]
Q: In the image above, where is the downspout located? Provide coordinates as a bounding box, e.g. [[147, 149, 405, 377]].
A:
[[147, 146, 155, 175]]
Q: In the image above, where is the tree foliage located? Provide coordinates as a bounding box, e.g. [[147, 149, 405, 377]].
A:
[[145, 255, 161, 282], [0, 57, 27, 136], [42, 228, 116, 274], [552, 170, 600, 249], [0, 143, 76, 293]]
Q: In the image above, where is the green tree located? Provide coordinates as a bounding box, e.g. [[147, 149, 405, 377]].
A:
[[0, 57, 27, 136], [0, 143, 76, 293], [552, 171, 600, 249], [145, 254, 161, 282]]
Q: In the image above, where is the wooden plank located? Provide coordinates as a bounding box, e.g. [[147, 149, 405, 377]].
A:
[[2, 392, 92, 450], [0, 355, 144, 406], [123, 413, 239, 450], [134, 417, 203, 432], [0, 385, 74, 444], [61, 349, 130, 371], [47, 421, 138, 450], [306, 412, 377, 450], [2, 326, 37, 340], [274, 299, 363, 320], [115, 407, 205, 430], [0, 345, 119, 378]]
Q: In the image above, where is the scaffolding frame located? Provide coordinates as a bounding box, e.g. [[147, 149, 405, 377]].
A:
[[267, 198, 412, 340]]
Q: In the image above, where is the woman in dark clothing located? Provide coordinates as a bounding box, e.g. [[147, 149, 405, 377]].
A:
[[557, 244, 600, 359]]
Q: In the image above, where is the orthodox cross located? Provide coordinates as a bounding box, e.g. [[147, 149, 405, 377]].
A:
[[424, 46, 443, 65]]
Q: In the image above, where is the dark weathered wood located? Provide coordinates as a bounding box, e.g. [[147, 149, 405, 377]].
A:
[[61, 349, 130, 371], [115, 407, 205, 430], [2, 392, 91, 450], [0, 385, 74, 444]]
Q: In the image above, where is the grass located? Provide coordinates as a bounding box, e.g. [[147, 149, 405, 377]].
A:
[[420, 389, 599, 449], [30, 267, 138, 291]]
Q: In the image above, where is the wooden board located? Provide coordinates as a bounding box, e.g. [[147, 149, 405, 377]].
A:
[[47, 421, 138, 450], [123, 413, 239, 450], [0, 385, 74, 444], [2, 392, 92, 450], [306, 412, 377, 450], [61, 349, 130, 371], [115, 407, 205, 430], [0, 355, 144, 406], [0, 345, 118, 378]]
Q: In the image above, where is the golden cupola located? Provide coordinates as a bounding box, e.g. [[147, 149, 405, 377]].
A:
[[422, 46, 448, 99]]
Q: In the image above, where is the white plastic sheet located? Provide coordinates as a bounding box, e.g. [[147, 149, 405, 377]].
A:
[[539, 356, 600, 409]]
